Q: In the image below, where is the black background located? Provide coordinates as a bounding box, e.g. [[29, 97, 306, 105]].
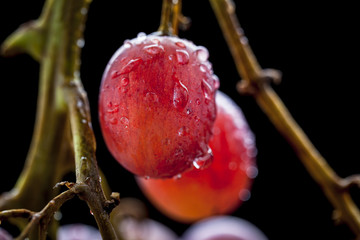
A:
[[1, 1, 359, 239]]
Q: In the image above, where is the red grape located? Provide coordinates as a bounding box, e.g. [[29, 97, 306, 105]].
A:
[[136, 91, 257, 222], [181, 216, 268, 240], [99, 33, 219, 178]]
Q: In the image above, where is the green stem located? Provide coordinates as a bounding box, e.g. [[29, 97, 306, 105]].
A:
[[0, 0, 71, 214], [210, 0, 360, 236], [1, 0, 120, 239]]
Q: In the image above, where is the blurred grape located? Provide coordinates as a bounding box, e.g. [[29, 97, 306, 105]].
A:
[[119, 218, 178, 240], [57, 224, 101, 240], [181, 216, 268, 240]]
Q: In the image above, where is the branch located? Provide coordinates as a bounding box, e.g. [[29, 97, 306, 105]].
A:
[[17, 190, 75, 240], [1, 0, 120, 239], [65, 79, 120, 240], [209, 0, 360, 236], [156, 0, 182, 36], [0, 209, 34, 222]]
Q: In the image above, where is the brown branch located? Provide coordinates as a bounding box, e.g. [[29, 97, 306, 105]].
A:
[[157, 0, 182, 36], [209, 0, 360, 236], [0, 209, 34, 222]]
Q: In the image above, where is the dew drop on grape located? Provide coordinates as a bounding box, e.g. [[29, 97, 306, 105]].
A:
[[120, 77, 129, 87], [178, 126, 190, 137], [143, 44, 165, 55], [201, 79, 213, 103], [136, 32, 146, 42], [195, 47, 209, 62], [120, 116, 129, 128], [175, 50, 189, 65], [123, 40, 132, 49], [120, 58, 143, 74], [173, 81, 189, 109], [193, 147, 213, 169], [175, 41, 186, 48], [239, 189, 251, 202]]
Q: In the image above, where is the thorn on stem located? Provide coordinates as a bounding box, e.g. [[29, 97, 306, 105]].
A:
[[339, 175, 360, 191], [53, 181, 75, 189], [178, 14, 191, 31], [237, 68, 282, 95]]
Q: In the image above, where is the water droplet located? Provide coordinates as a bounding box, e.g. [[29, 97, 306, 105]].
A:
[[195, 98, 201, 105], [107, 107, 119, 113], [175, 41, 186, 48], [121, 77, 129, 87], [213, 74, 220, 89], [247, 148, 258, 158], [151, 38, 160, 44], [82, 119, 87, 124], [201, 79, 213, 103], [144, 176, 150, 180], [123, 40, 132, 49], [53, 211, 62, 221], [162, 138, 171, 145], [175, 50, 189, 65], [194, 115, 200, 123], [137, 32, 146, 42], [109, 117, 118, 125], [77, 38, 85, 48], [143, 44, 164, 55], [186, 109, 191, 115], [240, 36, 249, 45], [145, 92, 159, 103], [90, 210, 94, 216], [80, 7, 88, 15], [120, 116, 129, 128], [228, 161, 238, 171], [173, 81, 189, 109], [199, 64, 208, 73], [195, 47, 209, 62], [74, 71, 80, 78], [246, 166, 258, 179], [120, 58, 143, 74], [193, 147, 213, 169], [239, 189, 251, 201], [173, 174, 182, 180], [99, 176, 102, 183], [178, 126, 190, 137], [111, 70, 121, 79]]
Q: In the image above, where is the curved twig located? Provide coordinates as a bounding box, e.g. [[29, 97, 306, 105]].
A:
[[209, 0, 360, 236]]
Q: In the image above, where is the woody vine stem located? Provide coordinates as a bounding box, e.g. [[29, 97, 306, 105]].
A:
[[209, 0, 360, 237], [0, 0, 359, 239]]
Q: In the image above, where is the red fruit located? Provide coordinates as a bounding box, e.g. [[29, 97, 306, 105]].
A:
[[99, 33, 219, 178], [181, 216, 268, 240], [136, 91, 257, 222]]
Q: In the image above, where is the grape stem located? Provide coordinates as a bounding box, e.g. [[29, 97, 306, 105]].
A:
[[209, 0, 360, 236], [0, 0, 120, 239], [157, 0, 182, 36]]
